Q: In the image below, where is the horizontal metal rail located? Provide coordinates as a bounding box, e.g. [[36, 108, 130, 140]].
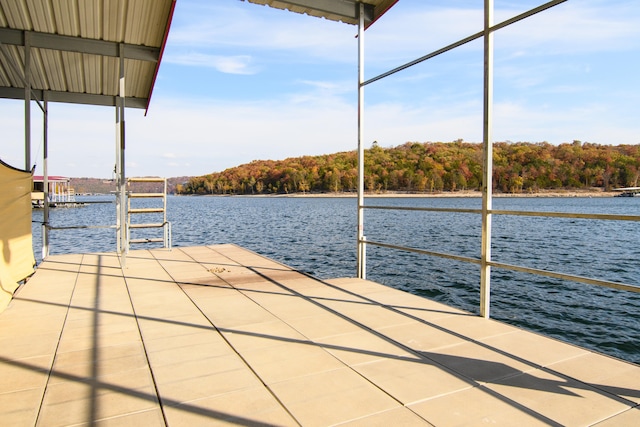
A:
[[47, 224, 116, 230], [490, 209, 640, 222], [361, 238, 481, 265], [364, 205, 640, 222], [361, 204, 640, 294], [489, 260, 640, 294], [361, 237, 640, 295], [363, 0, 568, 86], [364, 205, 482, 215], [39, 224, 118, 259]]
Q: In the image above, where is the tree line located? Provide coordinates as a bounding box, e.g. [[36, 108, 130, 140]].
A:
[[177, 140, 640, 195]]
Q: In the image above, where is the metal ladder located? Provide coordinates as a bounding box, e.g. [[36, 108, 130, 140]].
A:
[[127, 177, 172, 250]]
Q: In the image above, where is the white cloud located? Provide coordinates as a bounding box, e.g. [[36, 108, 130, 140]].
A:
[[166, 53, 259, 75], [0, 101, 116, 177], [494, 1, 640, 55], [2, 0, 638, 179], [492, 100, 640, 145], [365, 0, 640, 72], [168, 1, 355, 63], [297, 80, 344, 92], [364, 100, 482, 146], [125, 94, 358, 175]]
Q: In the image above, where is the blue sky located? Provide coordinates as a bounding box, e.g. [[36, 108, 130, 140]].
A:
[[1, 0, 639, 178]]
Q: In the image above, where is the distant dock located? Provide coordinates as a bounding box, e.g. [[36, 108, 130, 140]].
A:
[[614, 187, 640, 197], [32, 199, 113, 208], [32, 201, 88, 208]]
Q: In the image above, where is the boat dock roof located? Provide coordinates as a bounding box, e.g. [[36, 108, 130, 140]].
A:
[[1, 245, 639, 426]]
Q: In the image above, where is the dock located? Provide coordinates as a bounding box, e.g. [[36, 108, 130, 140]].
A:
[[1, 245, 639, 426]]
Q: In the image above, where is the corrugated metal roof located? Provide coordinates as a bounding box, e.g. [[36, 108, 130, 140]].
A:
[[0, 0, 175, 109], [245, 0, 398, 27], [0, 1, 398, 110]]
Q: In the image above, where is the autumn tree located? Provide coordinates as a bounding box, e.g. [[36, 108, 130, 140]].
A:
[[178, 141, 639, 195]]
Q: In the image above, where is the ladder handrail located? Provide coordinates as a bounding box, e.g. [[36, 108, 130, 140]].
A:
[[126, 177, 171, 250]]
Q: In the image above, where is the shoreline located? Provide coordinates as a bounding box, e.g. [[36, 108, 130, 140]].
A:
[[183, 189, 619, 198]]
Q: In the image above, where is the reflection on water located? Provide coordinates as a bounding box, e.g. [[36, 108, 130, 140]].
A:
[[32, 195, 640, 364]]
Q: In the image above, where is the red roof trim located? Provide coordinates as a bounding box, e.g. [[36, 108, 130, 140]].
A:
[[145, 0, 177, 116], [366, 0, 399, 29]]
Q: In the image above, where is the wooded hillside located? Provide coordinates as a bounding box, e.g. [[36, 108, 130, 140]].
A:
[[178, 141, 640, 195]]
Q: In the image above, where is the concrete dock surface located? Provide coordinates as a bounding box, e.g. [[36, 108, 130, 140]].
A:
[[1, 245, 638, 426]]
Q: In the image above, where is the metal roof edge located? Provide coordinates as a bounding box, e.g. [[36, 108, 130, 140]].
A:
[[365, 0, 399, 29], [244, 0, 400, 26], [145, 0, 177, 116]]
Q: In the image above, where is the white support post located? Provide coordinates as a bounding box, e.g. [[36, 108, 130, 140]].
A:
[[115, 104, 121, 253], [24, 31, 31, 171], [116, 44, 127, 266], [42, 94, 49, 259], [480, 0, 494, 318], [356, 2, 366, 279], [120, 47, 127, 255]]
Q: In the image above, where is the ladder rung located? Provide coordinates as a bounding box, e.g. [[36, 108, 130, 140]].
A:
[[129, 208, 165, 214], [125, 177, 170, 250], [129, 223, 165, 228], [130, 238, 165, 244], [128, 193, 164, 198]]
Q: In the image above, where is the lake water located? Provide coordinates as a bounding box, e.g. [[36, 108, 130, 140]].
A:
[[32, 195, 640, 364]]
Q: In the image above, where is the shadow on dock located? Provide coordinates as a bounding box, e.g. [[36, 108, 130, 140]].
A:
[[1, 245, 638, 425]]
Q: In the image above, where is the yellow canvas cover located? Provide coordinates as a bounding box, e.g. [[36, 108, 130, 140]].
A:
[[0, 158, 35, 312]]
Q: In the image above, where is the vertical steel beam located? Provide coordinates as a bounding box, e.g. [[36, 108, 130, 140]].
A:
[[120, 46, 127, 255], [116, 44, 127, 265], [24, 32, 31, 171], [42, 94, 49, 259], [115, 104, 121, 253], [480, 0, 494, 318], [356, 2, 366, 279]]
